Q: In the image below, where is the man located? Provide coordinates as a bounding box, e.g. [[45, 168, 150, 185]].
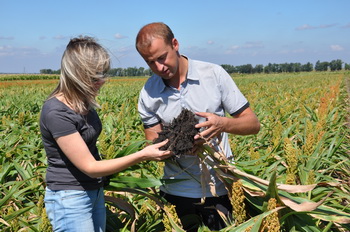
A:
[[135, 22, 260, 231]]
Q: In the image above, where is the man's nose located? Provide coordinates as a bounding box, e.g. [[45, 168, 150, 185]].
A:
[[155, 61, 164, 71]]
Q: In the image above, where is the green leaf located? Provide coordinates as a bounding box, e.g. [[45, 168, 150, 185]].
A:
[[0, 181, 24, 207], [109, 176, 162, 188], [3, 205, 35, 221], [14, 161, 32, 179], [113, 140, 146, 158], [108, 176, 187, 189], [263, 171, 283, 211]]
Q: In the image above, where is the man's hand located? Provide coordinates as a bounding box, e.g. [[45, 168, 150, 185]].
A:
[[194, 112, 224, 141], [194, 108, 260, 138]]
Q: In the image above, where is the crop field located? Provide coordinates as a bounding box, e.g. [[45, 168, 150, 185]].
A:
[[0, 72, 349, 231]]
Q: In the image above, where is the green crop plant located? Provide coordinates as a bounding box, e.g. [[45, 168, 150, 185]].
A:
[[0, 72, 349, 231]]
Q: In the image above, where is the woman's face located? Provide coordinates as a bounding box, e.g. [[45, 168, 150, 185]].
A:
[[92, 75, 107, 91]]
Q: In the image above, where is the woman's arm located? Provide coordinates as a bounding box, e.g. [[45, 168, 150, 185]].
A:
[[56, 132, 171, 178]]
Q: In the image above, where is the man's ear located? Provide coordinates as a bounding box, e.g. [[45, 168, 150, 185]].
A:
[[172, 38, 179, 50]]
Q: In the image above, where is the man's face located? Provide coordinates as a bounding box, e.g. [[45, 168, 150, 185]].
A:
[[139, 38, 179, 80]]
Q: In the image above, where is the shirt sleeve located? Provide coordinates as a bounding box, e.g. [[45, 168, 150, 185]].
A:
[[43, 109, 78, 138], [218, 67, 249, 115], [138, 89, 161, 128]]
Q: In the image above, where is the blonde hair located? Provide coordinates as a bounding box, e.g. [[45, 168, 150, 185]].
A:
[[49, 36, 110, 114], [135, 22, 174, 53]]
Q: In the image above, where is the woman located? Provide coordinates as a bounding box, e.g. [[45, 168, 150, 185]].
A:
[[40, 36, 172, 232]]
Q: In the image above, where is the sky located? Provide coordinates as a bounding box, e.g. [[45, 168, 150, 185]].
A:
[[1, 0, 350, 73]]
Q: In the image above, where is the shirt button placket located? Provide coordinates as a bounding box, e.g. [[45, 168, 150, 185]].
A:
[[180, 88, 186, 108]]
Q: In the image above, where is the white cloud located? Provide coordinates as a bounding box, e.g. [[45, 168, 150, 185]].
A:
[[53, 35, 68, 40], [242, 41, 264, 49], [296, 24, 316, 30], [0, 46, 14, 56], [0, 36, 14, 40], [225, 42, 263, 54], [342, 23, 350, 28], [114, 33, 128, 39], [292, 48, 305, 53], [278, 48, 305, 55], [319, 23, 337, 28], [296, 23, 337, 30], [0, 45, 41, 57], [225, 45, 239, 54], [114, 45, 134, 54], [330, 45, 344, 51], [207, 40, 214, 45]]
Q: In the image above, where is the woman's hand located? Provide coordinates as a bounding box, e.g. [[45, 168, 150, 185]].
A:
[[140, 139, 173, 161], [56, 133, 172, 178]]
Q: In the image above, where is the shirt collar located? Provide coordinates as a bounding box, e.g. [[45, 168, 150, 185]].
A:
[[159, 81, 167, 93], [156, 55, 198, 93], [186, 56, 199, 81]]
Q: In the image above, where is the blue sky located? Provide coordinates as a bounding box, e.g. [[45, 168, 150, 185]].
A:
[[1, 0, 350, 73]]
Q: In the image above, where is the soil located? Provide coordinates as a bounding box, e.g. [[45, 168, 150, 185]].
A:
[[153, 108, 199, 157]]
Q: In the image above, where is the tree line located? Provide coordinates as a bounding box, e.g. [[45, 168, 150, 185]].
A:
[[39, 67, 152, 76], [222, 59, 347, 74], [40, 59, 350, 76]]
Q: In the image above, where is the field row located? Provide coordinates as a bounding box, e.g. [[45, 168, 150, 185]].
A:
[[0, 72, 349, 231]]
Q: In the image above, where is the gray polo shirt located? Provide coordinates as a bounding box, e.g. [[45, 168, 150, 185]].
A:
[[138, 57, 249, 198]]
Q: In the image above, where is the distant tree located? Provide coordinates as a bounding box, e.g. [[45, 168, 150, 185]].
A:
[[264, 63, 272, 73], [329, 59, 342, 71], [137, 67, 145, 76], [40, 69, 53, 74], [293, 63, 302, 72], [315, 60, 329, 71], [246, 64, 253, 73], [116, 68, 123, 76], [221, 64, 236, 74], [107, 68, 120, 76], [279, 63, 288, 72], [274, 63, 281, 73], [125, 67, 138, 76], [253, 64, 264, 73], [106, 67, 152, 77], [221, 64, 230, 73], [301, 62, 313, 72], [237, 64, 253, 73], [40, 69, 60, 74], [345, 63, 350, 70], [141, 68, 152, 76], [287, 63, 295, 72], [315, 60, 321, 71], [41, 59, 348, 77]]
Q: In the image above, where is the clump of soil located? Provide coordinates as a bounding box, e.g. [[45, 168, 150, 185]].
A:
[[153, 108, 199, 157]]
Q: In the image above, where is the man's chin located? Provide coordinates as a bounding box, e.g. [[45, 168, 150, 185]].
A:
[[160, 73, 173, 80]]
